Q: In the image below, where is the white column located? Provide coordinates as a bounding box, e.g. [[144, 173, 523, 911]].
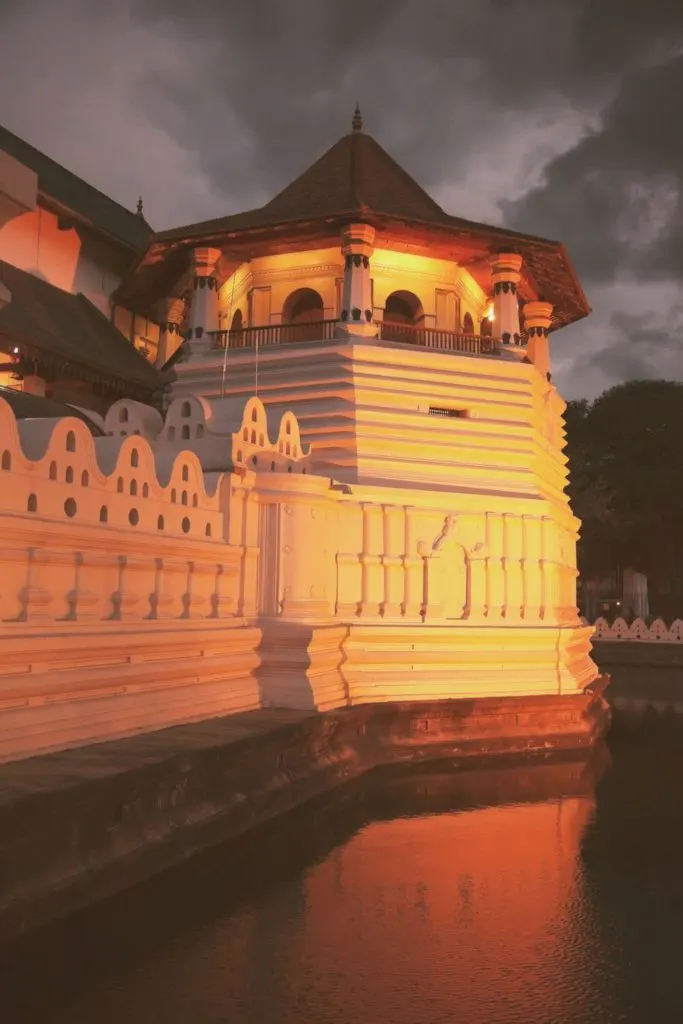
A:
[[187, 246, 221, 356], [156, 297, 186, 367], [336, 224, 377, 339], [523, 300, 554, 380], [490, 252, 524, 355]]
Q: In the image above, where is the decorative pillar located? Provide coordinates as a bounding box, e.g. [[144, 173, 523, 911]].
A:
[[490, 252, 523, 353], [468, 548, 488, 621], [156, 297, 186, 367], [402, 507, 422, 620], [359, 503, 383, 616], [336, 224, 377, 339], [523, 300, 554, 379], [187, 246, 222, 356]]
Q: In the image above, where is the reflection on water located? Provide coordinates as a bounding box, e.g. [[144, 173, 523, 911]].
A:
[[4, 729, 683, 1023]]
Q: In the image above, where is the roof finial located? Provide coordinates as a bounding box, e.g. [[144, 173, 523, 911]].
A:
[[136, 196, 144, 218], [352, 103, 363, 132]]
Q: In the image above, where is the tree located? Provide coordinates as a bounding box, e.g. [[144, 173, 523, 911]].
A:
[[564, 380, 683, 595]]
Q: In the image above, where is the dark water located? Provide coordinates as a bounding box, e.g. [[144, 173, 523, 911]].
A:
[[3, 723, 683, 1023]]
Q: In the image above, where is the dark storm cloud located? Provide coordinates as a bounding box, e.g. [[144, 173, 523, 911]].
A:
[[2, 0, 683, 397], [503, 53, 683, 283]]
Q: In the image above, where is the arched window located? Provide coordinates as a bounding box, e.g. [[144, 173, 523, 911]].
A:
[[282, 288, 324, 342], [382, 291, 424, 343], [462, 312, 474, 334]]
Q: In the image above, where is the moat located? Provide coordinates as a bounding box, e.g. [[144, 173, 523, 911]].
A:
[[3, 720, 682, 1024]]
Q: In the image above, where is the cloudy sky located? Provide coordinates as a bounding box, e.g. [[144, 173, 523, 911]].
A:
[[1, 0, 682, 399]]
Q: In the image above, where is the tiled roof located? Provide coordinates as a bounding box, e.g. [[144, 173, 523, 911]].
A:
[[0, 124, 152, 251], [0, 261, 161, 394], [0, 386, 105, 434], [121, 120, 590, 331], [154, 129, 445, 243]]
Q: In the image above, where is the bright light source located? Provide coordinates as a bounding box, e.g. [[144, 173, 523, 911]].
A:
[[487, 305, 495, 321], [12, 347, 19, 355]]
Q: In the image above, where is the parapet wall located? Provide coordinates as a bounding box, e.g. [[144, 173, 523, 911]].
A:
[[0, 392, 597, 764]]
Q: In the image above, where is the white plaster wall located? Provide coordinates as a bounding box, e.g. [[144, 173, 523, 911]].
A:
[[0, 389, 596, 764]]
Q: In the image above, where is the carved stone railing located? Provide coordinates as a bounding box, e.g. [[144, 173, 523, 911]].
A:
[[212, 319, 339, 350], [590, 616, 683, 642], [211, 319, 499, 356]]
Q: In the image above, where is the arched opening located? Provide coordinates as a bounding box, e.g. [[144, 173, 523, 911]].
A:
[[230, 309, 243, 334], [382, 290, 424, 343], [480, 317, 493, 337], [282, 288, 324, 342], [462, 312, 474, 334]]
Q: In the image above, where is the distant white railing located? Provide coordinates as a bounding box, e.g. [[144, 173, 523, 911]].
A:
[[589, 616, 683, 642]]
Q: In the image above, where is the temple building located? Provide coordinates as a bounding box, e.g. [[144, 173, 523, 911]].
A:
[[0, 124, 160, 411], [0, 109, 603, 765]]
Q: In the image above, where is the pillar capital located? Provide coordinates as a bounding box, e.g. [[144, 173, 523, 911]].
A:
[[191, 246, 222, 278], [160, 296, 186, 325], [490, 252, 523, 291], [341, 223, 375, 257], [522, 300, 553, 334]]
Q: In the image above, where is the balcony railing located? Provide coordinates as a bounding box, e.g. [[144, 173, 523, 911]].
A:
[[377, 320, 499, 355], [210, 318, 499, 356], [212, 319, 339, 350]]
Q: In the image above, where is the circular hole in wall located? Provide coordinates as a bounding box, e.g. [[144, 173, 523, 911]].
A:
[[181, 517, 191, 534], [64, 498, 77, 518], [129, 508, 139, 526]]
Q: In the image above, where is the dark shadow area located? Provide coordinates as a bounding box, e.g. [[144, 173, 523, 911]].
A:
[[1, 751, 603, 1022], [253, 620, 338, 711], [580, 718, 683, 1020]]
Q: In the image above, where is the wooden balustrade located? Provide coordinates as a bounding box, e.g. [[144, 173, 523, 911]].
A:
[[212, 319, 339, 350], [211, 319, 499, 356], [377, 320, 499, 355]]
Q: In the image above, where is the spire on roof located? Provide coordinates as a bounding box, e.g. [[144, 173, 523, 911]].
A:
[[352, 103, 363, 132], [136, 196, 144, 219]]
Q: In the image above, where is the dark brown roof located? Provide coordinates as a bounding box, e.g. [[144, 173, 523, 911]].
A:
[[154, 128, 445, 244], [119, 120, 590, 331], [0, 261, 161, 395], [0, 386, 105, 434], [0, 124, 152, 252]]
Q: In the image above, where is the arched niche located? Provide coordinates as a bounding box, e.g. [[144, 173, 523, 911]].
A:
[[462, 312, 474, 334], [480, 317, 493, 337], [382, 290, 424, 343], [282, 287, 324, 342]]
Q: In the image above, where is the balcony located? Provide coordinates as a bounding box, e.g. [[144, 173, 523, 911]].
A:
[[210, 319, 499, 356]]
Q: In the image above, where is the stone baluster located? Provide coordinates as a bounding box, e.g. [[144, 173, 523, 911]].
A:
[[490, 252, 524, 355], [336, 224, 377, 339], [402, 507, 422, 620], [359, 503, 383, 616], [381, 505, 404, 617], [187, 246, 222, 356], [503, 514, 524, 621], [468, 547, 489, 621], [523, 300, 554, 379], [486, 513, 506, 618]]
